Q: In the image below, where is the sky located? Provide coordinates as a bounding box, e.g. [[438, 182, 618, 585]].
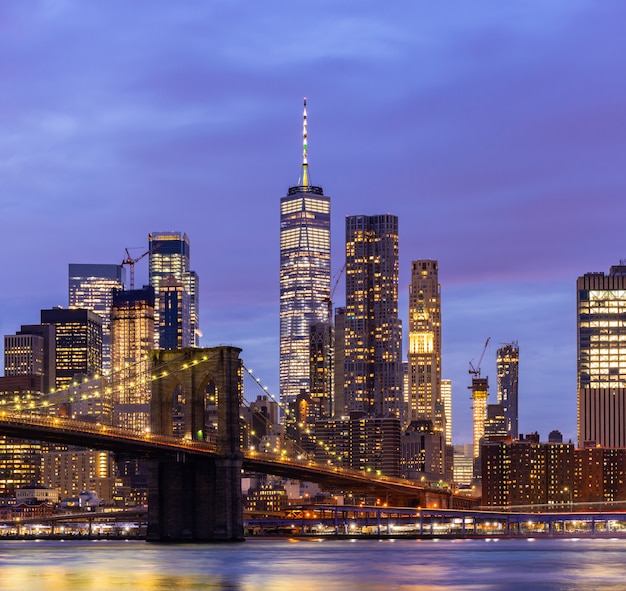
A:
[[2, 1, 626, 445]]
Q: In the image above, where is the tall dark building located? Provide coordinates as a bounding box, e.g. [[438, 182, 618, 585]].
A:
[[149, 231, 199, 348], [279, 99, 331, 425], [496, 342, 519, 439], [40, 308, 102, 391], [158, 277, 191, 350], [344, 214, 402, 418], [577, 264, 626, 447]]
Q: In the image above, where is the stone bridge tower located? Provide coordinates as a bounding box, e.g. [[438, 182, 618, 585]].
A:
[[147, 346, 244, 542]]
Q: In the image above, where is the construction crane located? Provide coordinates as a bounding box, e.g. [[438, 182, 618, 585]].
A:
[[325, 262, 347, 322], [121, 248, 149, 290], [469, 336, 491, 377]]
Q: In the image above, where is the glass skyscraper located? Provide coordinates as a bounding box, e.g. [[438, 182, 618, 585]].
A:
[[68, 263, 125, 374], [279, 99, 331, 424], [496, 341, 519, 439], [40, 308, 103, 391], [111, 286, 155, 431], [148, 231, 199, 349], [343, 214, 402, 418], [577, 264, 626, 447]]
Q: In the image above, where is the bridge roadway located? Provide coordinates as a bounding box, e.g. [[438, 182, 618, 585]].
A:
[[0, 412, 475, 509]]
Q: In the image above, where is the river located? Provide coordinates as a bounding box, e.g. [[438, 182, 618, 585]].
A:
[[0, 537, 624, 590]]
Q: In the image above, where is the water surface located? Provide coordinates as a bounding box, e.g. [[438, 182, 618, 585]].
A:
[[0, 537, 623, 590]]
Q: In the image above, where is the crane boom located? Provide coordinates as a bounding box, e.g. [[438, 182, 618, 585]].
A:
[[469, 337, 491, 377], [121, 248, 150, 290]]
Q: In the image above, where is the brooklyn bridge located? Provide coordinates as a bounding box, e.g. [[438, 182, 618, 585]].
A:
[[0, 346, 476, 542]]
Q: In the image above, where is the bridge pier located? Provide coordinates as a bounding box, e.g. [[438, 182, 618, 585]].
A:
[[146, 346, 244, 542]]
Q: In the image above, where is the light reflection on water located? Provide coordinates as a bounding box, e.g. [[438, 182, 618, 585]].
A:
[[1, 537, 626, 591]]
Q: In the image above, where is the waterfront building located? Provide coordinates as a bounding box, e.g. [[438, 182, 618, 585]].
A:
[[0, 437, 43, 497], [314, 412, 401, 477], [344, 214, 402, 418], [577, 264, 626, 447], [68, 264, 125, 374], [110, 286, 155, 431], [40, 308, 103, 391], [148, 231, 200, 348], [496, 342, 519, 439], [279, 99, 331, 430], [401, 420, 445, 482], [41, 448, 116, 504]]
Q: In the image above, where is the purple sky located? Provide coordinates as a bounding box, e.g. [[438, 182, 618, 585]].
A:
[[2, 2, 626, 445]]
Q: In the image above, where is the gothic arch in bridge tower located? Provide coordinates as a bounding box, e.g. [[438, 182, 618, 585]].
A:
[[147, 346, 244, 542]]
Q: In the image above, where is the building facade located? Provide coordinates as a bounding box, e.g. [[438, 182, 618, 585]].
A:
[[68, 263, 125, 374], [407, 260, 442, 429], [577, 265, 626, 447], [110, 287, 155, 431], [40, 308, 103, 391], [496, 342, 519, 439], [279, 100, 331, 427], [344, 214, 402, 418], [148, 231, 199, 348]]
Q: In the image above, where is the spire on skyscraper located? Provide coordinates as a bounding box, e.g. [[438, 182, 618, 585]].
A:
[[301, 97, 309, 187]]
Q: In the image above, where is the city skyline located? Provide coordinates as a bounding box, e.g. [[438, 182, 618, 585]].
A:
[[2, 3, 626, 444]]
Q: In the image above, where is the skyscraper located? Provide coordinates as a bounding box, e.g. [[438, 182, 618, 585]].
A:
[[158, 277, 191, 350], [40, 308, 103, 391], [407, 260, 442, 430], [577, 264, 626, 447], [496, 341, 519, 439], [110, 286, 155, 431], [344, 214, 402, 417], [279, 99, 331, 424], [68, 263, 125, 374], [148, 231, 199, 348]]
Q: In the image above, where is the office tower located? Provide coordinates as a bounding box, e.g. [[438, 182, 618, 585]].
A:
[[314, 412, 401, 477], [441, 379, 452, 446], [484, 403, 508, 439], [16, 325, 56, 394], [577, 264, 626, 447], [344, 214, 402, 417], [309, 321, 333, 420], [158, 277, 191, 350], [471, 377, 488, 459], [279, 99, 331, 425], [149, 231, 200, 348], [407, 260, 442, 430], [4, 333, 44, 383], [42, 448, 116, 504], [0, 438, 43, 496], [401, 420, 445, 481], [333, 307, 346, 417], [110, 287, 155, 431], [40, 308, 103, 391], [496, 342, 519, 439], [68, 264, 125, 374]]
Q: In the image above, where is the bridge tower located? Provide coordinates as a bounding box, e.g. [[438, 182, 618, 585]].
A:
[[147, 346, 244, 542]]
